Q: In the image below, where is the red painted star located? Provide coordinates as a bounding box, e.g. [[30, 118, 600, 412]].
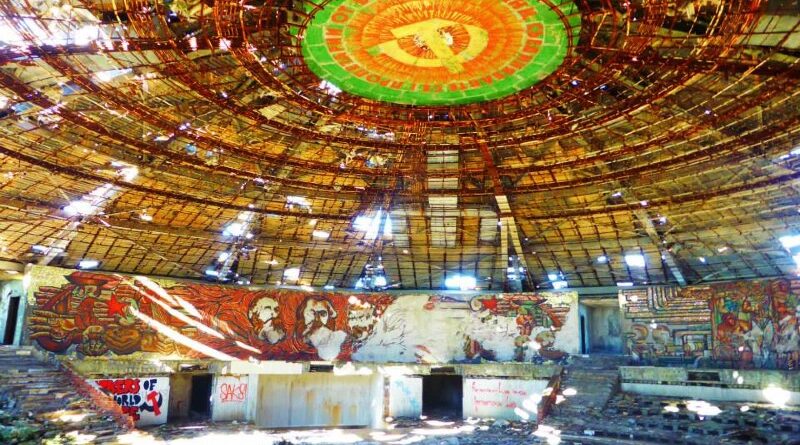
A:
[[106, 295, 128, 318], [481, 296, 499, 311]]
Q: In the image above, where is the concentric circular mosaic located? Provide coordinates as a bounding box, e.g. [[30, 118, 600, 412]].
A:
[[302, 0, 580, 105]]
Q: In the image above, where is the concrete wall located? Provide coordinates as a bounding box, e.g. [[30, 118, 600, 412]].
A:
[[621, 366, 800, 406], [56, 357, 563, 427], [211, 375, 254, 422], [255, 373, 384, 428], [388, 375, 422, 418], [463, 378, 549, 421]]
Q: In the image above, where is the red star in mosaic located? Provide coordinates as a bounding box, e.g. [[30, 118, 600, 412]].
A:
[[107, 294, 128, 318], [481, 296, 499, 311]]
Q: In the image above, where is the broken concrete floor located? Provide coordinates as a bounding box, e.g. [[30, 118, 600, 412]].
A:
[[13, 395, 796, 445]]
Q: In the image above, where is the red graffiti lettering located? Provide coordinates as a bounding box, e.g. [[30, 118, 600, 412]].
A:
[[120, 405, 140, 421], [219, 382, 248, 403], [96, 378, 140, 395]]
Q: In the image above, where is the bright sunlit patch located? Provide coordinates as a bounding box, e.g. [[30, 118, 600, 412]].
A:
[[133, 276, 178, 304], [779, 235, 800, 250], [763, 385, 791, 407], [686, 400, 722, 417], [514, 406, 531, 421], [533, 425, 562, 445], [562, 387, 577, 397], [235, 341, 261, 354], [410, 426, 476, 436], [130, 308, 235, 361], [64, 199, 96, 216], [348, 295, 362, 305], [522, 394, 542, 413], [287, 195, 312, 211], [312, 230, 331, 240], [126, 280, 226, 339], [64, 431, 97, 444], [94, 68, 133, 82], [353, 211, 392, 239], [424, 420, 454, 427], [385, 435, 426, 445], [283, 268, 301, 281], [369, 431, 408, 442], [444, 274, 476, 291], [333, 362, 373, 376], [77, 259, 100, 269], [624, 253, 646, 268], [57, 412, 89, 423], [282, 429, 364, 444], [664, 405, 680, 413]]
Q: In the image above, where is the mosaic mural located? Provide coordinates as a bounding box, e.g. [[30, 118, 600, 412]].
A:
[[27, 266, 579, 363], [619, 286, 713, 362], [619, 280, 800, 369], [301, 0, 580, 105], [710, 279, 800, 370]]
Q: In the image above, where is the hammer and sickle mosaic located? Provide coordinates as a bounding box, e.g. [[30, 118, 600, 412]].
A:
[[301, 0, 580, 105]]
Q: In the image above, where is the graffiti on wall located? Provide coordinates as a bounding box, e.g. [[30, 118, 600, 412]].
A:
[[710, 279, 800, 369], [91, 377, 169, 426], [462, 378, 548, 421], [212, 375, 249, 421], [619, 279, 800, 369], [388, 376, 422, 418], [218, 380, 248, 404], [27, 267, 579, 363]]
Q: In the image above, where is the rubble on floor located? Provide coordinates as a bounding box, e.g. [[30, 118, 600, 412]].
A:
[[85, 400, 800, 445], [548, 393, 800, 445], [0, 347, 128, 444], [0, 397, 798, 444]]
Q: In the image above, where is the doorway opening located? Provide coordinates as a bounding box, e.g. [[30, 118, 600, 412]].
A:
[[579, 314, 587, 355], [422, 374, 462, 418], [2, 296, 20, 345], [189, 374, 213, 419]]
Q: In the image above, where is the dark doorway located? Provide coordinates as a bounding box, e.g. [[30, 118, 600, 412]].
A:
[[580, 314, 587, 354], [189, 374, 212, 419], [422, 375, 462, 418], [3, 296, 20, 345]]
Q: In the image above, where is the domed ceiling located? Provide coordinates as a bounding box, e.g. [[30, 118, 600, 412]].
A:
[[0, 0, 798, 289]]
